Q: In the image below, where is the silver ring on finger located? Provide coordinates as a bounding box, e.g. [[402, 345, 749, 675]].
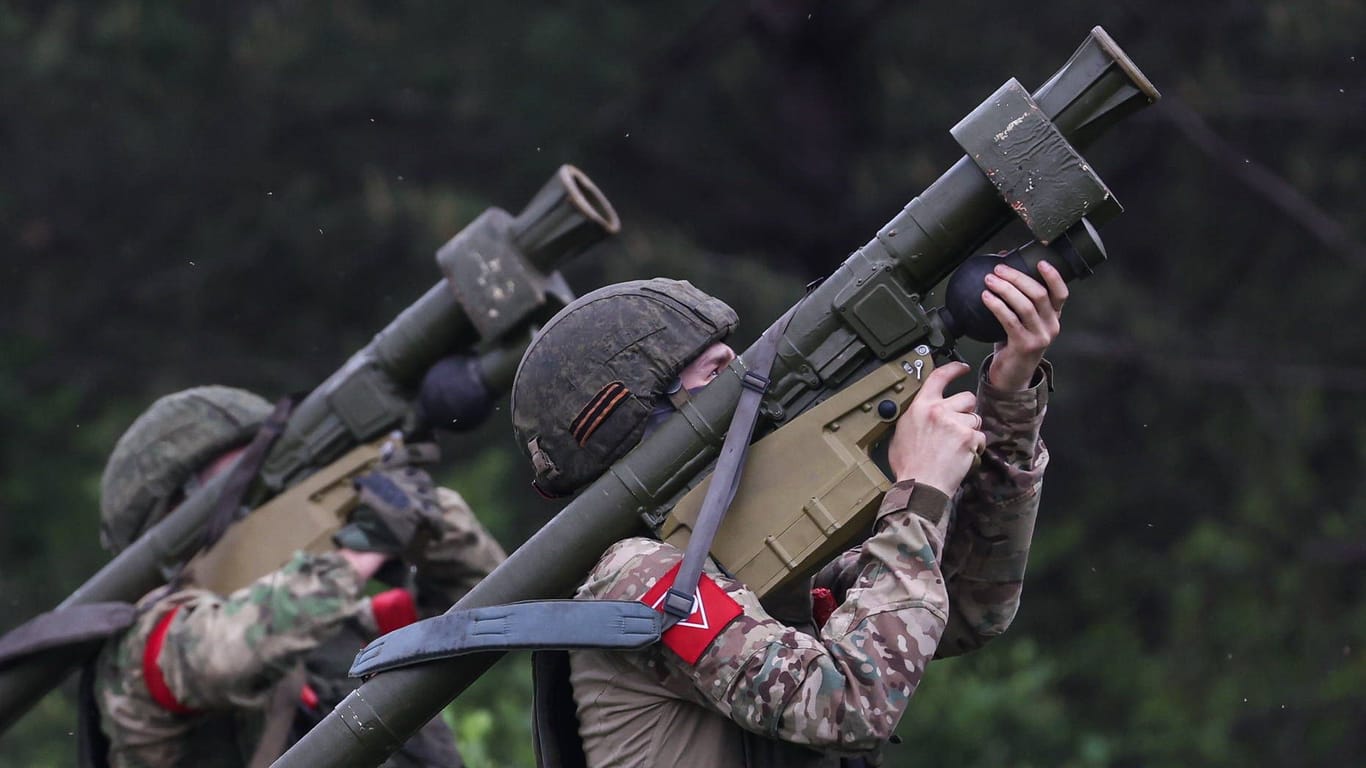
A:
[[970, 412, 983, 431]]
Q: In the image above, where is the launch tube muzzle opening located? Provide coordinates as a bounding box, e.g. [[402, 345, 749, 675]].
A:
[[508, 164, 622, 273]]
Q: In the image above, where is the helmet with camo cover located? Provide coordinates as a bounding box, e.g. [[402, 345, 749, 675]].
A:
[[99, 385, 272, 554], [510, 278, 737, 497]]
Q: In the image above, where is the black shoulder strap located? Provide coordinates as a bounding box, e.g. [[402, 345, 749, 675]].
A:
[[0, 602, 136, 670], [349, 600, 661, 678], [76, 660, 112, 768], [0, 604, 140, 768], [531, 651, 588, 768], [245, 665, 306, 768]]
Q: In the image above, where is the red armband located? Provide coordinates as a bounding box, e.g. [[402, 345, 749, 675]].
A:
[[370, 588, 418, 634], [641, 563, 743, 665], [142, 606, 196, 715]]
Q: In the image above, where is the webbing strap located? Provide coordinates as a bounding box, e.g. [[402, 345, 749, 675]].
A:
[[199, 396, 295, 552], [246, 665, 306, 768], [661, 306, 795, 628], [348, 600, 662, 678], [0, 602, 136, 669]]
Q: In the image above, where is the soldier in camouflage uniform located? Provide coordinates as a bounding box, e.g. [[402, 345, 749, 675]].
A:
[[91, 386, 506, 768], [510, 263, 1067, 767]]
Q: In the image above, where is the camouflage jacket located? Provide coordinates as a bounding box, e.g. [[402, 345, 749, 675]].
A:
[[93, 486, 504, 768], [566, 361, 1051, 768]]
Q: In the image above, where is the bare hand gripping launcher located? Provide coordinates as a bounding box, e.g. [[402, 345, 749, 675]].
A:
[[0, 166, 620, 738], [282, 26, 1159, 767]]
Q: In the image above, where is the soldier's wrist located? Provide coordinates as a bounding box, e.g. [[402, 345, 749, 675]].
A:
[[877, 480, 952, 527]]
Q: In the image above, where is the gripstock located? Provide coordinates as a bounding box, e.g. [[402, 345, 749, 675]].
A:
[[0, 165, 620, 738], [272, 26, 1159, 768]]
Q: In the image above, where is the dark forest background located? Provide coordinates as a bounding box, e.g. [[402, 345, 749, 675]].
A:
[[2, 1, 1363, 766]]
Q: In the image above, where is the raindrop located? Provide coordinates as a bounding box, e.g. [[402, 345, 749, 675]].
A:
[[624, 132, 631, 138], [266, 191, 274, 196], [398, 176, 405, 181], [318, 228, 324, 235], [189, 261, 196, 266], [370, 117, 375, 122]]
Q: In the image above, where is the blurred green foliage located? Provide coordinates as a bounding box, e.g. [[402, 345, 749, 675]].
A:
[[2, 1, 1363, 766]]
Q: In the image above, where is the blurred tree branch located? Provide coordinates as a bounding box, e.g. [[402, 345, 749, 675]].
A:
[[1156, 97, 1366, 269], [1060, 331, 1366, 392]]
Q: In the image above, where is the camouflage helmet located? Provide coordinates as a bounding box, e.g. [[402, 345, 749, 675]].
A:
[[511, 278, 737, 497], [99, 385, 273, 554]]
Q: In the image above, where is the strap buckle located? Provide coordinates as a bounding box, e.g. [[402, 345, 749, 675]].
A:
[[662, 587, 695, 620], [741, 371, 769, 394]]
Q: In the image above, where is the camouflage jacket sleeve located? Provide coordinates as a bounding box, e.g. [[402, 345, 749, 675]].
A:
[[409, 486, 507, 616], [577, 482, 954, 753], [934, 356, 1051, 658], [146, 550, 371, 711], [811, 358, 1051, 659]]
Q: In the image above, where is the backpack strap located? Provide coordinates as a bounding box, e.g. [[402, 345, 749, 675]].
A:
[[245, 665, 306, 768], [76, 660, 113, 768], [531, 651, 588, 768]]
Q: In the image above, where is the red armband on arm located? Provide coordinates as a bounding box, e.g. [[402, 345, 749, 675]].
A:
[[142, 606, 196, 715], [641, 563, 743, 665]]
